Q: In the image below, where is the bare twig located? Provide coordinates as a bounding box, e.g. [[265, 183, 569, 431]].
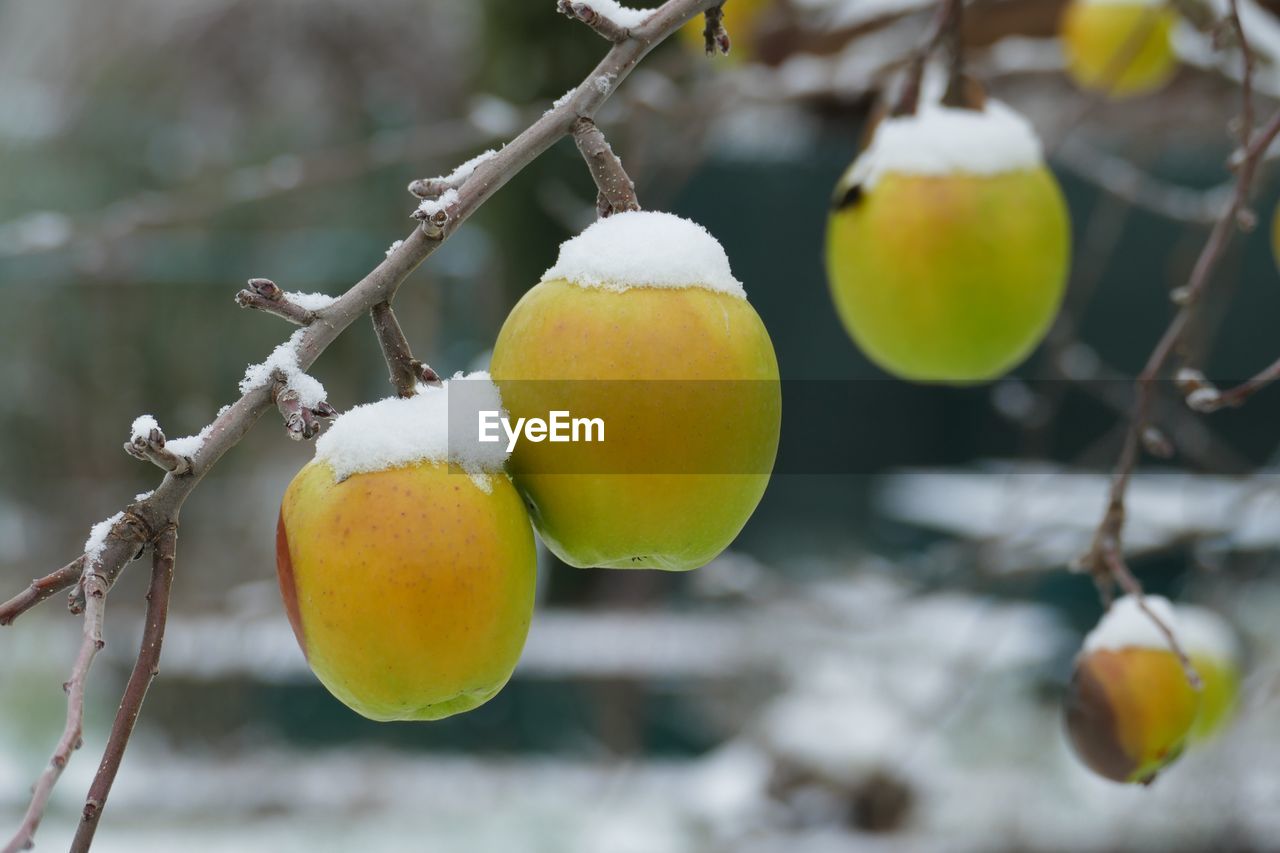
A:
[[0, 558, 84, 627], [2, 572, 107, 853], [558, 0, 634, 42], [70, 527, 178, 853], [234, 278, 317, 326], [892, 0, 966, 116], [702, 3, 731, 56], [1, 1, 728, 846], [572, 117, 641, 217], [1181, 355, 1280, 412], [371, 301, 441, 398], [123, 424, 193, 477]]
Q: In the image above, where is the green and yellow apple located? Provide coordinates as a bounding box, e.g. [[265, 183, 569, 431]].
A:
[[1060, 0, 1178, 98], [277, 458, 536, 721]]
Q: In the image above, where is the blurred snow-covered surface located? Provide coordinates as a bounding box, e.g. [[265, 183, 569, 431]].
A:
[[879, 465, 1280, 573], [5, 569, 1279, 851]]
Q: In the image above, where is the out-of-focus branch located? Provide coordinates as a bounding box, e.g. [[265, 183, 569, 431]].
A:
[[70, 527, 178, 853], [371, 301, 441, 398], [701, 3, 731, 56], [573, 117, 641, 217], [2, 572, 107, 853], [558, 0, 635, 42], [893, 0, 966, 116], [1180, 355, 1280, 411], [1082, 3, 1280, 681]]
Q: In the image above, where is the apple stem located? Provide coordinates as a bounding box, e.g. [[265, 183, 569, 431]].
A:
[[572, 117, 641, 218]]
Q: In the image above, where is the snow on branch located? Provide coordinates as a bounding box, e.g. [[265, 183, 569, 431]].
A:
[[234, 278, 322, 325], [123, 415, 194, 476], [557, 0, 650, 42]]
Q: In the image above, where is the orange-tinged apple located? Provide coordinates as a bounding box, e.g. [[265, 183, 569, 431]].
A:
[[276, 378, 536, 721]]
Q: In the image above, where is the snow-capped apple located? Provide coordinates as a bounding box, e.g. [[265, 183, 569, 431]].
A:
[[489, 211, 781, 571], [1176, 605, 1241, 742], [826, 98, 1070, 383], [276, 374, 536, 721], [1064, 596, 1200, 784], [1060, 0, 1178, 97]]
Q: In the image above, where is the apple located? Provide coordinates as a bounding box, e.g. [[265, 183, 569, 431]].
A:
[[1060, 0, 1178, 98]]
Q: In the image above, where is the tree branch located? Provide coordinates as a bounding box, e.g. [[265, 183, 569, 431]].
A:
[[371, 301, 441, 398], [123, 423, 193, 477], [0, 558, 84, 627], [2, 571, 107, 853], [558, 0, 634, 42], [70, 527, 177, 853], [572, 117, 641, 217], [2, 2, 724, 844], [234, 278, 317, 326]]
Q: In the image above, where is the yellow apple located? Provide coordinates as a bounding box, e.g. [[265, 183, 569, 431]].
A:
[[826, 101, 1070, 383], [1063, 596, 1200, 783], [490, 211, 780, 571], [1177, 605, 1242, 742], [1060, 0, 1178, 97], [276, 381, 536, 721]]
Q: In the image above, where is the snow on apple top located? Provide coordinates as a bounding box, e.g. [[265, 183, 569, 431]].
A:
[[313, 372, 508, 484], [541, 211, 746, 298], [843, 99, 1044, 190], [1083, 595, 1180, 654]]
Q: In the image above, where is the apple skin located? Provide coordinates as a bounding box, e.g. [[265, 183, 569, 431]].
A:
[[826, 167, 1070, 383], [1187, 653, 1239, 742], [276, 460, 536, 721], [1064, 647, 1200, 784], [489, 278, 781, 571], [1060, 1, 1178, 98]]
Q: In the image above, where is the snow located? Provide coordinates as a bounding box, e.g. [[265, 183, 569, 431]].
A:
[[239, 329, 327, 409], [1177, 605, 1240, 663], [417, 188, 459, 219], [1076, 0, 1165, 6], [83, 511, 125, 568], [130, 414, 160, 443], [385, 239, 404, 258], [313, 372, 509, 483], [284, 291, 336, 312], [542, 211, 746, 297], [840, 97, 1044, 191], [572, 0, 655, 29], [438, 149, 497, 186], [1083, 594, 1179, 654], [166, 423, 214, 458]]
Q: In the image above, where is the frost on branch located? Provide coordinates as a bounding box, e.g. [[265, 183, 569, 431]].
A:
[[234, 278, 321, 325], [123, 414, 194, 475], [240, 330, 336, 440], [556, 0, 652, 41], [407, 149, 496, 199]]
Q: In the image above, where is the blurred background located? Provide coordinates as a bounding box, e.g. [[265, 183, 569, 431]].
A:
[[4, 0, 1280, 849]]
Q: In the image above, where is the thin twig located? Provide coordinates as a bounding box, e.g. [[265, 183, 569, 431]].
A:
[[273, 380, 337, 441], [234, 278, 317, 326], [572, 117, 641, 217], [0, 557, 84, 627], [70, 527, 177, 853], [702, 3, 730, 56], [2, 572, 107, 853], [371, 301, 441, 398], [1182, 354, 1280, 412], [557, 0, 634, 42], [123, 425, 193, 477], [892, 0, 966, 116]]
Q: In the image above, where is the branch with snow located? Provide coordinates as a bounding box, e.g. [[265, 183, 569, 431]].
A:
[[0, 0, 728, 847], [557, 0, 647, 42], [123, 416, 194, 476], [234, 278, 324, 326]]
